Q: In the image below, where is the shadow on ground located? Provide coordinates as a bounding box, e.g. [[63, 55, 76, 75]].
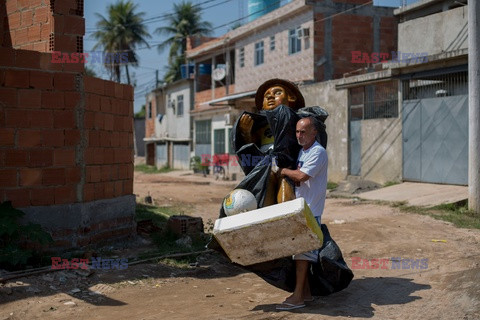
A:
[[251, 277, 431, 318]]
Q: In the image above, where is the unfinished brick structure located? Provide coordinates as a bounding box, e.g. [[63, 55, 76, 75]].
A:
[[0, 0, 135, 249]]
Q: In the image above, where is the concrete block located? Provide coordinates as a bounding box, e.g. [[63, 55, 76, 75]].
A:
[[213, 197, 323, 266]]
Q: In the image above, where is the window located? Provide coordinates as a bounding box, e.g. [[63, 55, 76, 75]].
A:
[[195, 120, 211, 144], [239, 47, 244, 68], [254, 41, 264, 66], [349, 81, 399, 120], [214, 129, 225, 154], [288, 27, 301, 55], [177, 94, 184, 116], [270, 35, 275, 51], [147, 101, 152, 119]]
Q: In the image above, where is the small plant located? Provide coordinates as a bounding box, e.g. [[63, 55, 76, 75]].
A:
[[0, 201, 53, 270], [384, 181, 400, 187], [190, 156, 209, 174], [327, 181, 338, 190]]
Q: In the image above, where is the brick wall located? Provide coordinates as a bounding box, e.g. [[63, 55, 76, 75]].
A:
[[194, 84, 234, 110], [0, 48, 135, 249]]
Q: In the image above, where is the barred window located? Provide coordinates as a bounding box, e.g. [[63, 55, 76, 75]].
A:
[[195, 120, 211, 144], [288, 27, 301, 55], [254, 41, 264, 66], [402, 71, 468, 100], [349, 81, 399, 120], [214, 129, 225, 154], [177, 94, 184, 116], [239, 47, 245, 68]]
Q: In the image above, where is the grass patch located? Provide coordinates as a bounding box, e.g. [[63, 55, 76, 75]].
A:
[[383, 181, 400, 187], [327, 181, 338, 190], [392, 200, 480, 229], [134, 164, 173, 174]]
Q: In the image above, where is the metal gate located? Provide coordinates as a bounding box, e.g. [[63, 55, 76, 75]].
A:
[[402, 95, 468, 185]]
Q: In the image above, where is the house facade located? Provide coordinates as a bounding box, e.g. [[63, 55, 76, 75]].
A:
[[186, 0, 396, 179], [335, 0, 468, 185], [144, 79, 194, 170]]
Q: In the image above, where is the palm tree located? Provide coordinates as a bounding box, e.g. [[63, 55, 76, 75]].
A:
[[92, 0, 150, 84], [155, 1, 212, 83]]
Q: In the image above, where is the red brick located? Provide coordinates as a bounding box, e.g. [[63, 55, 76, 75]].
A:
[[65, 167, 80, 184], [5, 189, 30, 207], [99, 131, 110, 147], [0, 169, 18, 188], [5, 69, 29, 88], [53, 110, 76, 128], [123, 179, 133, 195], [5, 150, 28, 167], [14, 28, 28, 46], [18, 89, 42, 108], [40, 23, 51, 40], [83, 183, 95, 202], [6, 0, 18, 13], [94, 113, 104, 129], [94, 182, 105, 200], [43, 129, 65, 147], [18, 129, 43, 147], [101, 165, 111, 182], [0, 128, 15, 146], [86, 94, 100, 111], [104, 181, 114, 198], [17, 0, 29, 9], [29, 149, 53, 167], [8, 12, 21, 29], [33, 41, 48, 52], [42, 91, 65, 109], [65, 129, 80, 146], [100, 96, 111, 113], [111, 132, 120, 147], [20, 168, 42, 186], [30, 70, 53, 89], [114, 83, 123, 98], [21, 10, 33, 27], [88, 131, 99, 147], [0, 47, 16, 67], [123, 85, 134, 100], [63, 59, 85, 73], [84, 111, 95, 129], [84, 76, 105, 95], [28, 109, 53, 128], [42, 168, 65, 185], [33, 6, 49, 23], [54, 148, 75, 166], [39, 51, 63, 71], [114, 180, 123, 196], [64, 15, 85, 35], [52, 34, 76, 53], [54, 73, 75, 91], [30, 187, 55, 206], [103, 114, 114, 131], [0, 87, 17, 107], [104, 81, 115, 97], [103, 148, 114, 164], [64, 91, 80, 109], [86, 165, 101, 183], [54, 185, 76, 204]]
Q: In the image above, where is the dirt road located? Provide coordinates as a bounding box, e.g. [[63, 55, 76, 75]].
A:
[[0, 171, 479, 320]]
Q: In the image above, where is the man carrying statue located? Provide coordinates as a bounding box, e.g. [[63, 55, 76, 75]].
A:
[[211, 78, 352, 311]]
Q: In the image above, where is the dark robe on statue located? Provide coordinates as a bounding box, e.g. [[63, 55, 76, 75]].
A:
[[209, 105, 353, 296]]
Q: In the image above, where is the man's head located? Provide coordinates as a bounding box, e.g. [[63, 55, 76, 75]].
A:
[[296, 117, 317, 150], [255, 78, 305, 111]]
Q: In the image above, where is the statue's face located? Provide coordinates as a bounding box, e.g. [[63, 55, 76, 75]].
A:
[[262, 85, 295, 110]]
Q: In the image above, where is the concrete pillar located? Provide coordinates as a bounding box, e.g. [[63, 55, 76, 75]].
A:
[[468, 1, 480, 214]]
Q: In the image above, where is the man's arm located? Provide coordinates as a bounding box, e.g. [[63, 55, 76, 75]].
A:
[[279, 168, 310, 184]]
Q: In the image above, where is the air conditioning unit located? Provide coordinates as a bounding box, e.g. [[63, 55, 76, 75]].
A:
[[297, 27, 310, 39]]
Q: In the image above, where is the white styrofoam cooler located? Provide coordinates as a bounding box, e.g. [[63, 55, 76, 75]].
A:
[[213, 197, 323, 266]]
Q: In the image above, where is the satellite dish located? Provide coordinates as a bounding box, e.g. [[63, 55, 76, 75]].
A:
[[212, 68, 226, 81]]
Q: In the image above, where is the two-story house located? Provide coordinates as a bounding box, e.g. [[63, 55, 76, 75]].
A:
[[186, 0, 396, 177], [144, 78, 194, 170]]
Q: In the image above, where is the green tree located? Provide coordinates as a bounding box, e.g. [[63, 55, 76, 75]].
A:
[[155, 1, 212, 83], [92, 0, 150, 84]]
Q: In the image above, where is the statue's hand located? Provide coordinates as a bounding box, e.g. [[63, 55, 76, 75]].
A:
[[238, 114, 254, 143]]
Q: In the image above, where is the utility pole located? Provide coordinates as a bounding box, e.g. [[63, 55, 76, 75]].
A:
[[468, 0, 480, 214]]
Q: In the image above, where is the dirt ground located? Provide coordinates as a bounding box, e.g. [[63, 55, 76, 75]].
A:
[[1, 170, 479, 320]]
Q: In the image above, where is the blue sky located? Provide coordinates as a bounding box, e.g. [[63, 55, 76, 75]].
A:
[[83, 0, 418, 112]]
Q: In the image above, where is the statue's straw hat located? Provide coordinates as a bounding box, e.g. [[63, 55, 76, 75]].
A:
[[255, 78, 305, 111]]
